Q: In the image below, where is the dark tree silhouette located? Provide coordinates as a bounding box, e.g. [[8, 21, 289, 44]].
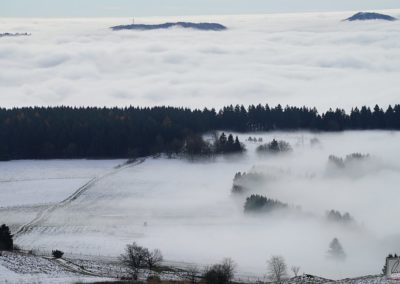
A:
[[244, 195, 288, 213], [257, 139, 292, 154], [120, 242, 150, 280], [327, 238, 346, 261], [202, 258, 236, 284], [146, 249, 163, 271], [52, 250, 64, 259], [215, 133, 245, 154], [0, 224, 13, 251], [267, 255, 288, 283]]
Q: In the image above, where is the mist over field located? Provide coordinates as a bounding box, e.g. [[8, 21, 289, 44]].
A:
[[1, 11, 400, 111], [1, 131, 399, 279]]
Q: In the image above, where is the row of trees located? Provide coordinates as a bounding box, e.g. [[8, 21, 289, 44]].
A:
[[183, 133, 245, 157], [326, 210, 354, 225], [256, 139, 292, 154], [328, 153, 370, 169], [244, 195, 288, 213], [119, 242, 300, 284], [0, 104, 399, 160]]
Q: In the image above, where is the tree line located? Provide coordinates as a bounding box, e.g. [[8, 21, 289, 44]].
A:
[[0, 103, 399, 160]]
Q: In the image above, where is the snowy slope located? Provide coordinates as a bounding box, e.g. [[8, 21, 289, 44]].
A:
[[0, 251, 113, 284], [0, 159, 123, 229]]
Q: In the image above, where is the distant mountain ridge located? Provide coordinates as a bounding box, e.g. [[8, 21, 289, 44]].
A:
[[0, 32, 30, 37], [345, 12, 397, 21], [111, 22, 227, 31]]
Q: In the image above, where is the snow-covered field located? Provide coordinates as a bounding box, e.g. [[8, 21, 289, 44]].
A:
[[1, 11, 400, 111], [0, 160, 123, 232], [0, 251, 113, 284], [1, 131, 400, 282]]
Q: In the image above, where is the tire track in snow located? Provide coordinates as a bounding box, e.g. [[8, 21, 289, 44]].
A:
[[13, 158, 146, 238]]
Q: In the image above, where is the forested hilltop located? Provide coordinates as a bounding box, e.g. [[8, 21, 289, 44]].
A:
[[0, 104, 399, 160]]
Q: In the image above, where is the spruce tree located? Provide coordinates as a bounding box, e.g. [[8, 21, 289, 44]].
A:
[[327, 237, 346, 261]]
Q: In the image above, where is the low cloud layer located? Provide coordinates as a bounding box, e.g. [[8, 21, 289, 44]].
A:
[[1, 11, 400, 111]]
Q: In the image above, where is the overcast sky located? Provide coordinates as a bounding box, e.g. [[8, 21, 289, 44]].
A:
[[2, 0, 400, 17]]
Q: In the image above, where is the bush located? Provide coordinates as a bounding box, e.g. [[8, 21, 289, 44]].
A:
[[52, 250, 64, 259], [202, 258, 236, 284], [147, 275, 161, 284], [0, 224, 13, 251]]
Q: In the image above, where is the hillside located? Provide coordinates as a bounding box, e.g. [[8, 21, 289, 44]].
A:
[[345, 12, 397, 21], [111, 22, 227, 31]]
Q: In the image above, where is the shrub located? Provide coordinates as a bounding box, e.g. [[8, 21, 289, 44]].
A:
[[147, 275, 161, 284], [52, 250, 64, 259], [203, 258, 236, 284]]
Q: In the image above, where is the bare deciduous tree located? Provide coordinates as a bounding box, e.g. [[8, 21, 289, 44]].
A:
[[267, 255, 288, 283], [291, 266, 300, 277], [120, 242, 149, 280], [147, 248, 164, 271], [221, 258, 237, 283]]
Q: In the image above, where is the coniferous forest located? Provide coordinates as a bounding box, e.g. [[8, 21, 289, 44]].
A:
[[0, 103, 399, 160]]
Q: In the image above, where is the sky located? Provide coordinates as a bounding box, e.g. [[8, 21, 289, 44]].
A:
[[2, 0, 400, 17]]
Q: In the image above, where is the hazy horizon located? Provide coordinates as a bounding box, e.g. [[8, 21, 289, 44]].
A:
[[2, 0, 400, 17]]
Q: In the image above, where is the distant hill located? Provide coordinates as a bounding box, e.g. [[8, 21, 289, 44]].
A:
[[0, 32, 30, 38], [345, 12, 397, 21], [111, 22, 227, 31]]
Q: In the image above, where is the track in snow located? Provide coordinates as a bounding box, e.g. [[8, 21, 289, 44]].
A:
[[13, 158, 146, 238]]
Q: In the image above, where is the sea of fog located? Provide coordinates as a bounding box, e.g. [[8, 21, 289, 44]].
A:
[[1, 131, 400, 280], [0, 11, 400, 111]]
